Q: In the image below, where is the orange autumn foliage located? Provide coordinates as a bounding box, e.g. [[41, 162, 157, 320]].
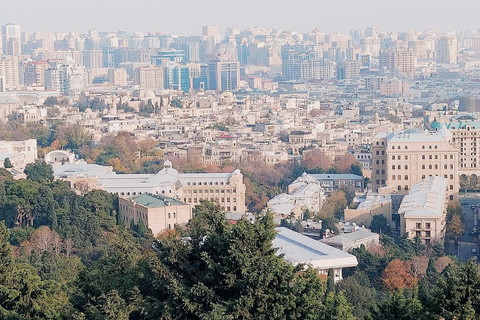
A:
[[382, 259, 418, 291]]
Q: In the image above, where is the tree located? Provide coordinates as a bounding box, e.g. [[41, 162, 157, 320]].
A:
[[370, 214, 390, 234], [44, 96, 58, 107], [320, 291, 356, 320], [303, 149, 331, 171], [381, 259, 417, 291], [319, 191, 348, 220], [350, 163, 363, 176], [138, 201, 341, 319], [447, 214, 464, 240], [334, 153, 359, 174], [368, 289, 424, 320], [3, 158, 12, 169], [428, 261, 480, 319], [337, 271, 377, 319], [24, 160, 54, 182]]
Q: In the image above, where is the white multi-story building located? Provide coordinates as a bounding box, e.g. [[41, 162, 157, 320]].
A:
[[399, 176, 447, 244]]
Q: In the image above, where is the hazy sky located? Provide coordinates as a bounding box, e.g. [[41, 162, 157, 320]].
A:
[[2, 0, 480, 35]]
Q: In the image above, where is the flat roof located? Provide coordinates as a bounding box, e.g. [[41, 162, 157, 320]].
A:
[[273, 227, 358, 270], [125, 193, 188, 208]]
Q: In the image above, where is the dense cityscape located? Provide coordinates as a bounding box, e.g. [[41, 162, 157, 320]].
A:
[[1, 18, 480, 319]]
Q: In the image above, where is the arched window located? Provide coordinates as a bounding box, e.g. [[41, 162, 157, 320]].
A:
[[422, 165, 425, 169], [435, 165, 438, 169], [429, 165, 432, 169], [392, 165, 395, 170], [444, 164, 447, 169], [405, 165, 408, 169], [397, 165, 401, 169], [429, 145, 432, 149], [422, 145, 425, 149]]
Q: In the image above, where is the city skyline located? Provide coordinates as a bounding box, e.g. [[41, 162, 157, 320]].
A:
[[2, 0, 480, 35]]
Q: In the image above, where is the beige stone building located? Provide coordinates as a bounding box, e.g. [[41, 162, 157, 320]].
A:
[[119, 193, 192, 236], [371, 128, 459, 200], [398, 176, 447, 244], [54, 160, 247, 214]]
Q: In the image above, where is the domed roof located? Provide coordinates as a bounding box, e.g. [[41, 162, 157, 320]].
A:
[[143, 90, 155, 99]]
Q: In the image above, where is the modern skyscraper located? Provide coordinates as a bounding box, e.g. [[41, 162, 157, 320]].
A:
[[208, 58, 240, 91], [379, 48, 415, 78], [435, 35, 457, 64], [2, 23, 21, 55], [0, 55, 20, 90]]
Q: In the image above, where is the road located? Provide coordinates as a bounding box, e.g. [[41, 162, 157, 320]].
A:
[[457, 198, 480, 263]]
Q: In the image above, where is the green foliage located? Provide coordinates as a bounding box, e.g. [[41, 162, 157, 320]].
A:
[[367, 289, 423, 320], [370, 214, 391, 234], [350, 163, 363, 176], [44, 96, 58, 107], [170, 98, 182, 108], [138, 201, 342, 319], [3, 158, 12, 169], [24, 160, 54, 182], [337, 271, 377, 319]]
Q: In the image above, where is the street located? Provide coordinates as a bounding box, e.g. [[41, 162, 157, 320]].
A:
[[456, 198, 480, 263]]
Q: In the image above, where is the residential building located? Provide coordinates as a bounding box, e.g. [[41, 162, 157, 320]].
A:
[[0, 55, 20, 90], [136, 65, 164, 91], [108, 68, 128, 86]]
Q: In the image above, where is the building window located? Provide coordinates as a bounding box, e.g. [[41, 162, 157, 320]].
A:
[[398, 185, 402, 190], [398, 175, 401, 180], [392, 156, 396, 160], [422, 145, 425, 149], [425, 223, 431, 229], [405, 185, 409, 190], [450, 175, 453, 179], [444, 164, 447, 169], [416, 222, 421, 229], [405, 165, 408, 169], [168, 213, 171, 219], [392, 175, 396, 180], [422, 155, 425, 160], [422, 165, 425, 169], [392, 165, 395, 170], [405, 175, 408, 180]]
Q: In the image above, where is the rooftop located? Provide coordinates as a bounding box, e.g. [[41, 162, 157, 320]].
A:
[[273, 227, 358, 270], [126, 193, 188, 208], [399, 176, 447, 218]]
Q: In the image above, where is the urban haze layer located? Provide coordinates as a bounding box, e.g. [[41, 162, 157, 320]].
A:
[[0, 22, 480, 320]]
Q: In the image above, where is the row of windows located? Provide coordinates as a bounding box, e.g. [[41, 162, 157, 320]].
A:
[[415, 222, 431, 229], [187, 189, 235, 194], [186, 181, 227, 186], [186, 197, 236, 204]]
